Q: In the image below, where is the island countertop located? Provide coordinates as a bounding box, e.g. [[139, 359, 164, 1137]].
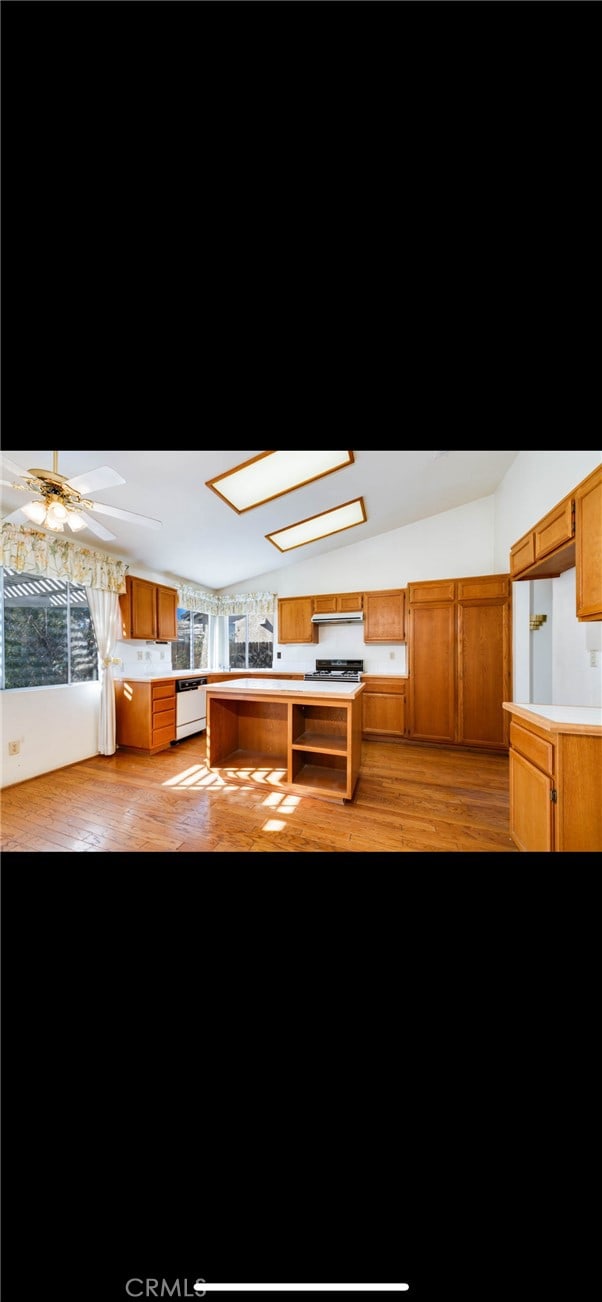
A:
[[206, 677, 365, 699]]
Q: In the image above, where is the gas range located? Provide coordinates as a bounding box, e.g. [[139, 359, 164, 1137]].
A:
[[304, 658, 364, 683]]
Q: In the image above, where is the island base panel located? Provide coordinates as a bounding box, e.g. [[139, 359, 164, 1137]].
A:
[[208, 698, 288, 767]]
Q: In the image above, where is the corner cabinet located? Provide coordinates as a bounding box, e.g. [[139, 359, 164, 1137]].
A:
[[114, 679, 176, 755], [363, 589, 406, 642], [361, 677, 406, 738], [503, 704, 602, 852], [277, 597, 318, 644], [407, 575, 511, 751], [509, 462, 602, 621], [119, 575, 178, 641]]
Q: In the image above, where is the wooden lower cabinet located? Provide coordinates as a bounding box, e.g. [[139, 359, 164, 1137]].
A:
[[115, 679, 176, 754], [407, 574, 511, 751], [361, 677, 406, 737], [504, 706, 602, 852]]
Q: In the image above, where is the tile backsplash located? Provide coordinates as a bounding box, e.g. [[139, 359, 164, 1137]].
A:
[[116, 640, 173, 676], [115, 637, 408, 677]]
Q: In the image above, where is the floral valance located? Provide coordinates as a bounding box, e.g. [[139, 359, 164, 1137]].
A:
[[177, 584, 275, 618], [0, 524, 129, 593], [216, 591, 275, 617], [177, 583, 221, 615], [0, 525, 275, 611]]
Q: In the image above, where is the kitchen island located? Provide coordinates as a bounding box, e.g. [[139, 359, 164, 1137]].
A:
[[206, 677, 365, 803]]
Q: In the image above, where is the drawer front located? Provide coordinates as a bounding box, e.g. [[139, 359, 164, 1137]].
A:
[[152, 682, 175, 701], [534, 497, 574, 561], [510, 721, 554, 776], [153, 695, 175, 716], [152, 721, 176, 748], [361, 677, 405, 695]]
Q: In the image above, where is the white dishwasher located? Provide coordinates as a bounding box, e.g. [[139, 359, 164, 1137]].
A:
[[175, 677, 207, 740]]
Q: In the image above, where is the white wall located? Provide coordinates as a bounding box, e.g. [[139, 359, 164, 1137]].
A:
[[494, 450, 601, 571], [2, 451, 600, 788], [1, 681, 101, 788]]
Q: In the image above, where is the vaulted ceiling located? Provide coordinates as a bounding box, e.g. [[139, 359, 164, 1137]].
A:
[[0, 449, 519, 590]]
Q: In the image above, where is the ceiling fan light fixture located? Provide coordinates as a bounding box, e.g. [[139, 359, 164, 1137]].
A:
[[21, 499, 48, 525], [47, 501, 68, 525], [66, 511, 86, 532]]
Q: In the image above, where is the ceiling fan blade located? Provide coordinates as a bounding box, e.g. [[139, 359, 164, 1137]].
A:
[[0, 455, 30, 480], [73, 511, 117, 541], [90, 502, 162, 529], [1, 507, 31, 525], [66, 465, 126, 495]]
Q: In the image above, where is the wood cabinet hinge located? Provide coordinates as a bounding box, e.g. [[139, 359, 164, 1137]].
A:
[[550, 789, 558, 803]]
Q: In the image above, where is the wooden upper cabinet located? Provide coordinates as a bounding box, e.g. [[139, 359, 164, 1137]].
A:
[[278, 597, 318, 644], [155, 584, 178, 639], [119, 576, 178, 640], [534, 496, 574, 562], [509, 463, 601, 610], [509, 494, 575, 580], [363, 589, 406, 642], [574, 464, 602, 620], [312, 593, 364, 613], [510, 531, 536, 578]]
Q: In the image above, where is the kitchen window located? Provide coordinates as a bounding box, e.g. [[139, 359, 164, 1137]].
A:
[[171, 608, 209, 672], [228, 612, 273, 669], [0, 567, 99, 689]]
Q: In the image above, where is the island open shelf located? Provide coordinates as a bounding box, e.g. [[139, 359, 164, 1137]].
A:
[[206, 678, 365, 802]]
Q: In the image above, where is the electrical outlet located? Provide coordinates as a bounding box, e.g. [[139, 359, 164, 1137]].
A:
[[8, 740, 20, 755], [137, 650, 144, 661], [389, 651, 395, 659]]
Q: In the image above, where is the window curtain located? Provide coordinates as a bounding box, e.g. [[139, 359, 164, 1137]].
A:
[[176, 586, 275, 671], [0, 523, 128, 591], [87, 588, 123, 755]]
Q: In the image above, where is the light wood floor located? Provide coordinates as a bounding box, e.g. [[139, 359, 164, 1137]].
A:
[[0, 733, 518, 853]]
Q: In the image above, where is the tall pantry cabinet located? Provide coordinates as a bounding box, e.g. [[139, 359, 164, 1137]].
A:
[[407, 574, 512, 751]]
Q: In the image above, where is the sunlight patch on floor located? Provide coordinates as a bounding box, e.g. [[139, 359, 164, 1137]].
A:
[[162, 764, 225, 788], [262, 791, 300, 811], [224, 767, 288, 786]]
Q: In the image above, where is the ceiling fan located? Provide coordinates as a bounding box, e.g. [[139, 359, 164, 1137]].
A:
[[0, 451, 162, 541]]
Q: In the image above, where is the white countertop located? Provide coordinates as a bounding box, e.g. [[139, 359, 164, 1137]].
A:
[[117, 669, 303, 683], [503, 702, 602, 733], [206, 677, 364, 697], [118, 668, 403, 684]]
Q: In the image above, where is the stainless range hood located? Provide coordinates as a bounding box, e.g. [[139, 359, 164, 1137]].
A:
[[311, 610, 364, 625]]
